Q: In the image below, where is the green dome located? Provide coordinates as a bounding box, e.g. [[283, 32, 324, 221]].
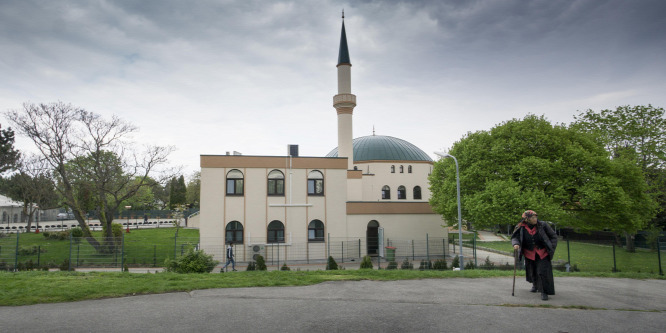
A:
[[326, 135, 432, 162]]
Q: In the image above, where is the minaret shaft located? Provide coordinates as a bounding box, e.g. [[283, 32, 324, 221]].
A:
[[334, 19, 356, 170]]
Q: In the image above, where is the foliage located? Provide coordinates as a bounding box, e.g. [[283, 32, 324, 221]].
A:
[[280, 263, 290, 271], [452, 256, 460, 268], [169, 175, 187, 209], [255, 255, 267, 271], [0, 125, 20, 174], [433, 259, 448, 270], [59, 259, 72, 271], [17, 246, 46, 256], [359, 255, 373, 269], [42, 230, 71, 241], [573, 105, 666, 246], [464, 261, 476, 270], [386, 261, 398, 270], [246, 261, 256, 271], [429, 114, 657, 236], [400, 258, 413, 270], [326, 256, 338, 270], [186, 171, 201, 208], [164, 249, 218, 273], [71, 227, 83, 240], [418, 260, 432, 270]]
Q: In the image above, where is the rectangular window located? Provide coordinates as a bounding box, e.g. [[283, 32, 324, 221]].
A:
[[227, 179, 244, 195], [268, 179, 285, 195], [308, 179, 324, 195]]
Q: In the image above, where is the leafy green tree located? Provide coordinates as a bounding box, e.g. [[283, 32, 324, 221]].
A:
[[169, 175, 186, 209], [0, 125, 20, 174], [186, 171, 200, 208], [429, 115, 657, 242], [573, 105, 666, 249]]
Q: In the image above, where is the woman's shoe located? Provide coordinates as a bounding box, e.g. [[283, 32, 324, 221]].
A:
[[530, 286, 538, 293], [541, 293, 548, 301]]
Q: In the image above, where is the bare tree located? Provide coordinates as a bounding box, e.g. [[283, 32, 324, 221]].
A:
[[5, 102, 175, 252], [0, 155, 60, 231]]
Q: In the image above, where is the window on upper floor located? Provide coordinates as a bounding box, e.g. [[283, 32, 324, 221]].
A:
[[397, 185, 406, 199], [391, 165, 395, 173], [382, 185, 391, 200], [267, 220, 285, 243], [267, 169, 285, 196], [413, 186, 422, 200], [400, 165, 404, 173], [307, 170, 324, 196], [226, 169, 244, 196], [408, 165, 412, 173], [308, 220, 325, 242]]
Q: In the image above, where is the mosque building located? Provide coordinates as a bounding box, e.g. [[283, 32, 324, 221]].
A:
[[198, 16, 446, 263]]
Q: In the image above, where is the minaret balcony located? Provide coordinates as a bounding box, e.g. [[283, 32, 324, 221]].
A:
[[333, 94, 357, 107]]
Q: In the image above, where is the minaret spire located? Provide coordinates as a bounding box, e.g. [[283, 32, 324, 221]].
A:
[[333, 12, 356, 170]]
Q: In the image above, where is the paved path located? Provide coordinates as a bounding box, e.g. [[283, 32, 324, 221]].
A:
[[1, 277, 664, 332]]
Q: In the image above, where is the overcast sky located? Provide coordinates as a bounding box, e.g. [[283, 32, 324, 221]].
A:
[[2, 0, 665, 178]]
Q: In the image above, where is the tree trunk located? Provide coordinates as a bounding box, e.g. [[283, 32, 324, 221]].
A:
[[624, 231, 636, 253]]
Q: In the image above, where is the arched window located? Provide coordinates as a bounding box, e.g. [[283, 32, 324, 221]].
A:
[[226, 169, 244, 195], [413, 186, 422, 200], [382, 185, 391, 200], [307, 170, 324, 196], [226, 221, 244, 244], [308, 220, 324, 242], [267, 169, 285, 196], [1, 212, 6, 222], [408, 165, 412, 173], [397, 185, 406, 199], [268, 220, 285, 243], [390, 165, 395, 173], [13, 214, 18, 223], [400, 165, 404, 173]]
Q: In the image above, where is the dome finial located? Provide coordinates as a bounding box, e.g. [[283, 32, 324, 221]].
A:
[[342, 9, 345, 20], [373, 125, 376, 136]]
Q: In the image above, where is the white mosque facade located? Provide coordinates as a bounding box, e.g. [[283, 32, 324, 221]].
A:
[[199, 18, 447, 263]]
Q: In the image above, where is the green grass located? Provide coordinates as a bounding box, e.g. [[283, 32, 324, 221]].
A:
[[0, 228, 199, 269], [477, 240, 664, 273], [0, 269, 663, 306]]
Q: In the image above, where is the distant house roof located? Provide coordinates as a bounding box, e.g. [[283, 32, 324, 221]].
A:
[[0, 194, 22, 208], [326, 135, 433, 162]]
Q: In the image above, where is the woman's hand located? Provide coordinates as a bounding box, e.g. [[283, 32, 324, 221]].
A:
[[513, 244, 520, 250]]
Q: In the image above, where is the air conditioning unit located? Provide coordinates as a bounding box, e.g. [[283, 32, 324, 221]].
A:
[[248, 244, 266, 261]]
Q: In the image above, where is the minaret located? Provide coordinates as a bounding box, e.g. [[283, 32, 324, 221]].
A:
[[333, 11, 356, 170]]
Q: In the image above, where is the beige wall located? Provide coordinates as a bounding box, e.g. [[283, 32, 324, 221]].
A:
[[353, 161, 433, 202]]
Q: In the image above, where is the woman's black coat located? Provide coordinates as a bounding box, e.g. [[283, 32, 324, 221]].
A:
[[511, 220, 558, 261]]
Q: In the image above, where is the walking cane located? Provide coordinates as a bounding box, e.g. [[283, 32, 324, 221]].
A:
[[512, 248, 518, 296]]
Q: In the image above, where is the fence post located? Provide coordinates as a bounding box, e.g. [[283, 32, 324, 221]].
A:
[[426, 233, 430, 264], [37, 245, 41, 267], [473, 235, 477, 267], [327, 233, 330, 260], [14, 231, 19, 272], [412, 240, 415, 260], [77, 243, 80, 267], [442, 239, 445, 258], [121, 232, 125, 271], [358, 239, 361, 258], [341, 241, 344, 263], [567, 238, 571, 266], [612, 241, 617, 272], [68, 233, 73, 271], [173, 232, 178, 260], [153, 245, 157, 267], [657, 237, 663, 276]]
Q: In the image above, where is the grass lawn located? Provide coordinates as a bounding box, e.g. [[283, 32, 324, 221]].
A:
[[477, 240, 664, 274], [0, 228, 199, 269], [1, 269, 663, 306]]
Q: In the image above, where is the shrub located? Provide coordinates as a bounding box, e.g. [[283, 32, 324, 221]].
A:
[[464, 261, 475, 270], [246, 261, 256, 271], [452, 256, 460, 268], [18, 246, 45, 256], [24, 260, 35, 271], [359, 255, 373, 269], [255, 255, 267, 271], [59, 259, 73, 271], [326, 256, 338, 270], [280, 263, 291, 271], [71, 227, 83, 243], [478, 256, 494, 270], [386, 261, 398, 270], [433, 259, 448, 270], [164, 249, 219, 273], [400, 258, 413, 270], [418, 260, 432, 270], [43, 230, 70, 241]]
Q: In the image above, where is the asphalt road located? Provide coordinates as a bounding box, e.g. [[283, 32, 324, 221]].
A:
[[1, 277, 664, 332]]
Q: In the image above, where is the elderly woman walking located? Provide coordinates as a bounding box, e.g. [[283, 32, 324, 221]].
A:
[[511, 210, 558, 300]]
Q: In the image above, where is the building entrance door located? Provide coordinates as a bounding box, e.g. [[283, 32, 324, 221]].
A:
[[366, 220, 379, 256]]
